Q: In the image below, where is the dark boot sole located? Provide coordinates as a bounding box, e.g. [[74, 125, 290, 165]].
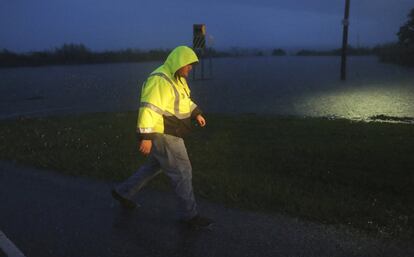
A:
[[111, 190, 138, 210]]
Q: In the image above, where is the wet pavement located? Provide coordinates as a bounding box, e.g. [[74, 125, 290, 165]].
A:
[[0, 161, 413, 257]]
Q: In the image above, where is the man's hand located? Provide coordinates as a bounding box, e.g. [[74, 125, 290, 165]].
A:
[[196, 114, 206, 127], [139, 140, 152, 155]]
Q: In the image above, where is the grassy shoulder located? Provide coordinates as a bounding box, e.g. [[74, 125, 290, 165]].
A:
[[0, 112, 413, 239]]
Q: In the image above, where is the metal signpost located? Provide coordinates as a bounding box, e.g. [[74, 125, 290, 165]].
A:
[[192, 24, 213, 80]]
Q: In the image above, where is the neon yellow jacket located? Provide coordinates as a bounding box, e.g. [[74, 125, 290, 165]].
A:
[[137, 46, 201, 140]]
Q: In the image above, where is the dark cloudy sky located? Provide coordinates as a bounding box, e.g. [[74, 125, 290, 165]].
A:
[[0, 0, 413, 52]]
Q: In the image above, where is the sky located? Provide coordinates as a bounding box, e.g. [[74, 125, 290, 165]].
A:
[[0, 0, 413, 52]]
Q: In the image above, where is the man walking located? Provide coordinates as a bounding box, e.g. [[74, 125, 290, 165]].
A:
[[112, 46, 213, 229]]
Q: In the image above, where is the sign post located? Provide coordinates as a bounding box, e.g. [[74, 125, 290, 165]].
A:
[[192, 24, 212, 80]]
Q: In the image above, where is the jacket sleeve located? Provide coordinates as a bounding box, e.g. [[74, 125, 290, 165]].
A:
[[136, 77, 173, 140], [187, 85, 202, 119], [179, 76, 202, 119], [190, 100, 202, 119]]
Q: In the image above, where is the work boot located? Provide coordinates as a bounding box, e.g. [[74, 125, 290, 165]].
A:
[[182, 215, 214, 230], [111, 189, 138, 210]]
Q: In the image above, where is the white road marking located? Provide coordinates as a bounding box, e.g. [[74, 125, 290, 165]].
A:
[[0, 230, 26, 257]]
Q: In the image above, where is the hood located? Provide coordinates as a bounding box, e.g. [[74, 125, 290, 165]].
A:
[[159, 46, 199, 78]]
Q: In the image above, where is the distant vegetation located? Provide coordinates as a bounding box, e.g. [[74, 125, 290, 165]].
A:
[[0, 44, 171, 68], [0, 44, 234, 68], [295, 46, 375, 56], [272, 48, 287, 56], [224, 47, 265, 57]]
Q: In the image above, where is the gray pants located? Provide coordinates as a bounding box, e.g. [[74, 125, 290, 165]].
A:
[[115, 134, 198, 220]]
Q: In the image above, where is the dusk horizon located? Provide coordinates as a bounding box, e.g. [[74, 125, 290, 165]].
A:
[[1, 0, 412, 53]]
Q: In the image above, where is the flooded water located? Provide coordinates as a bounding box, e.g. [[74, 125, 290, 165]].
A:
[[0, 56, 413, 121]]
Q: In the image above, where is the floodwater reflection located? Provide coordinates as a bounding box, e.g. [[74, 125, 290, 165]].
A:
[[0, 56, 413, 122], [294, 84, 414, 122]]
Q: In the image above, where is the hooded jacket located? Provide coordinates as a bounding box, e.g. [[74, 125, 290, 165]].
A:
[[136, 46, 202, 140]]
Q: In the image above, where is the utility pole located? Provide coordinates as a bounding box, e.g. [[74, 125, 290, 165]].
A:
[[341, 0, 350, 81]]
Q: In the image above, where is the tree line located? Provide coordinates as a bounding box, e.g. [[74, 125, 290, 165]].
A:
[[0, 44, 171, 67], [0, 44, 379, 68], [0, 44, 235, 68]]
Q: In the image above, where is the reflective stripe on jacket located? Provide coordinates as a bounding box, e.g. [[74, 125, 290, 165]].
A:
[[136, 46, 202, 140]]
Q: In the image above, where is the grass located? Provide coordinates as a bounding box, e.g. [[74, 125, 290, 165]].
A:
[[0, 112, 413, 239]]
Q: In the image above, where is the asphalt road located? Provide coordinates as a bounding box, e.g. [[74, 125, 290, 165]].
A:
[[0, 161, 413, 257]]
